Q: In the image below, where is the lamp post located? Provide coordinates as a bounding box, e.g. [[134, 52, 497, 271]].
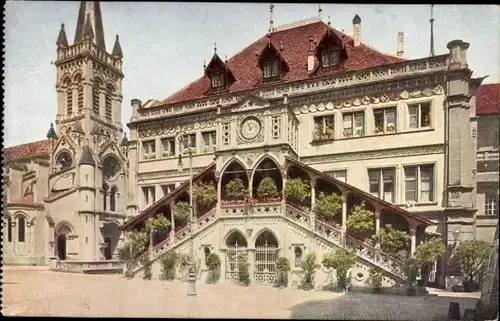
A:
[[177, 133, 197, 296]]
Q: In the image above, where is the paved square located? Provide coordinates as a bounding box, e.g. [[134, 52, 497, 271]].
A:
[[1, 268, 480, 319]]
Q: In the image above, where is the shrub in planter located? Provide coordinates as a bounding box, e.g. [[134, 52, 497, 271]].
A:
[[299, 253, 319, 291], [373, 225, 410, 255], [346, 202, 375, 234], [257, 177, 279, 201], [367, 268, 383, 294], [414, 236, 445, 288], [275, 257, 291, 288], [322, 249, 356, 292], [456, 240, 492, 291], [194, 181, 218, 208], [313, 192, 342, 221], [226, 178, 248, 201], [173, 201, 190, 222], [284, 178, 310, 207], [205, 252, 221, 284], [161, 251, 179, 281], [146, 214, 171, 233], [237, 252, 251, 286]]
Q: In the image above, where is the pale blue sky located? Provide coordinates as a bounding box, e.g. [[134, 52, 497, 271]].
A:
[[4, 2, 499, 147]]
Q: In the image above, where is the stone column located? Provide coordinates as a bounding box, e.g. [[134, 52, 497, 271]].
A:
[[247, 249, 255, 283], [341, 199, 347, 245], [410, 228, 417, 256], [375, 211, 381, 235], [170, 203, 176, 243], [310, 178, 316, 230], [148, 228, 153, 260], [247, 169, 253, 200]]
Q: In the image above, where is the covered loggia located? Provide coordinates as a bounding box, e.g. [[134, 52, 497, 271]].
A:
[[220, 160, 249, 203], [251, 157, 283, 201]]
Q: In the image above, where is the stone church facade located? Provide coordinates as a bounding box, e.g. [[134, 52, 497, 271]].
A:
[[2, 2, 498, 289]]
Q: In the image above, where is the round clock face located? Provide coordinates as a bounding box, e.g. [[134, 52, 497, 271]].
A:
[[240, 117, 262, 140]]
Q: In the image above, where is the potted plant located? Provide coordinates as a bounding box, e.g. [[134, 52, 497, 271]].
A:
[[367, 268, 383, 294], [313, 192, 343, 222], [161, 251, 179, 281], [237, 252, 251, 286], [205, 252, 221, 284], [276, 257, 291, 289], [194, 181, 218, 209], [299, 253, 319, 291], [322, 249, 356, 293], [325, 126, 335, 138], [386, 124, 396, 132], [403, 257, 419, 296], [455, 240, 492, 292], [374, 126, 383, 134], [284, 178, 310, 209], [343, 130, 353, 138], [346, 202, 375, 238], [373, 225, 410, 255], [257, 177, 279, 201], [225, 178, 248, 203], [173, 201, 190, 222], [146, 214, 171, 233], [413, 236, 445, 290], [356, 129, 364, 136]]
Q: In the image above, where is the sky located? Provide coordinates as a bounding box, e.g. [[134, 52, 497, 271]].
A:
[[3, 2, 499, 148]]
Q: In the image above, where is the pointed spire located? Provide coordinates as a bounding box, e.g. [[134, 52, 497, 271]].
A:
[[327, 16, 331, 26], [79, 145, 95, 166], [318, 4, 322, 20], [74, 1, 106, 50], [430, 4, 435, 57], [56, 23, 69, 48], [112, 34, 123, 58], [83, 13, 95, 41], [352, 14, 361, 25], [120, 133, 129, 147], [46, 123, 58, 140], [214, 42, 217, 55], [268, 4, 275, 33]]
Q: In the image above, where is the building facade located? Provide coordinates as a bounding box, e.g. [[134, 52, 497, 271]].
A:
[[2, 2, 128, 267]]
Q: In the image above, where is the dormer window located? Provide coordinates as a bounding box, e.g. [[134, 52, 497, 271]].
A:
[[322, 51, 340, 67], [314, 26, 348, 75], [204, 53, 236, 94], [257, 42, 289, 83], [263, 60, 279, 78], [212, 73, 225, 88]]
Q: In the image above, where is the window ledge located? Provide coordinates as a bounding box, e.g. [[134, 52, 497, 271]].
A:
[[475, 214, 499, 219], [311, 135, 335, 145], [337, 128, 435, 141], [395, 202, 439, 207]]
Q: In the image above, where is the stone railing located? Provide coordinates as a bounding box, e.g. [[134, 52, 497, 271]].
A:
[[221, 203, 248, 216], [315, 219, 342, 245], [285, 201, 311, 228], [57, 42, 122, 71], [137, 55, 448, 119], [249, 202, 282, 216], [54, 260, 123, 273]]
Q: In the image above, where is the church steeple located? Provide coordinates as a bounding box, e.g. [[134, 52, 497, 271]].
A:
[[56, 23, 69, 48], [74, 1, 106, 50], [112, 35, 123, 58]]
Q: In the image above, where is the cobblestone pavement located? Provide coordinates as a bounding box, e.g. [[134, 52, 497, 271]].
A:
[[1, 269, 480, 320]]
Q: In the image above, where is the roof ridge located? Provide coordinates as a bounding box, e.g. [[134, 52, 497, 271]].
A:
[[272, 17, 322, 33], [3, 139, 49, 150]]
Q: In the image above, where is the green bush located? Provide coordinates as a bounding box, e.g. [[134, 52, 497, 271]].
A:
[[367, 268, 383, 292], [143, 263, 152, 280], [226, 178, 248, 201], [313, 192, 342, 220], [322, 249, 356, 291], [373, 225, 410, 255], [284, 178, 310, 206], [173, 201, 190, 221], [300, 253, 320, 288], [205, 252, 221, 284], [146, 214, 171, 232], [456, 240, 493, 285], [346, 202, 374, 234], [237, 252, 251, 286], [276, 257, 291, 286], [194, 182, 218, 207], [161, 251, 179, 281], [257, 177, 279, 200]]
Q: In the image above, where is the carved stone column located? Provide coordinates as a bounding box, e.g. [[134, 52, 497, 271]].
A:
[[215, 173, 221, 217], [246, 169, 253, 200], [170, 203, 175, 243], [341, 199, 347, 246], [410, 228, 417, 256], [310, 178, 316, 230], [375, 211, 381, 235]]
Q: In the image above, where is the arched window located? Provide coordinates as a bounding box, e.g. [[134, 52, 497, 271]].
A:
[[92, 78, 102, 115], [65, 79, 73, 116], [7, 216, 12, 242], [103, 156, 121, 181], [110, 186, 117, 212], [294, 246, 303, 267], [18, 216, 26, 243], [204, 246, 211, 259], [103, 184, 108, 211], [74, 74, 83, 114], [55, 151, 73, 171], [105, 84, 114, 122]]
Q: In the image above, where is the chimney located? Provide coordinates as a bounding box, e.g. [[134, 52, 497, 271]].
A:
[[447, 40, 470, 70], [352, 14, 361, 47], [131, 99, 142, 121], [397, 32, 404, 58], [307, 36, 315, 72]]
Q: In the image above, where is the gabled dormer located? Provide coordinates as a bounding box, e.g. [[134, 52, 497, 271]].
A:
[[257, 39, 289, 84], [313, 24, 348, 75], [204, 50, 236, 95]]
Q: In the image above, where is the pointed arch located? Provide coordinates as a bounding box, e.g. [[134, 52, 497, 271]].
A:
[[105, 83, 114, 122], [54, 220, 74, 234], [224, 228, 248, 247], [103, 183, 109, 211], [3, 212, 13, 243], [14, 212, 29, 243], [92, 77, 103, 115], [102, 154, 122, 181], [72, 70, 83, 82], [253, 228, 279, 247], [220, 158, 249, 202], [250, 155, 283, 201], [110, 185, 117, 212]]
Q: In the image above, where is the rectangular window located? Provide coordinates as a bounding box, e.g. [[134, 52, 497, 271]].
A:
[[202, 131, 217, 153], [161, 184, 176, 197], [263, 60, 279, 78], [404, 164, 435, 203], [271, 116, 281, 140], [212, 73, 224, 88], [322, 51, 340, 67], [222, 123, 231, 145], [142, 186, 155, 208], [373, 107, 397, 134], [485, 193, 499, 215], [333, 170, 347, 183], [343, 112, 364, 137], [368, 168, 395, 203], [313, 114, 335, 139], [142, 140, 156, 160], [408, 102, 431, 129], [161, 138, 175, 158], [182, 133, 197, 153]]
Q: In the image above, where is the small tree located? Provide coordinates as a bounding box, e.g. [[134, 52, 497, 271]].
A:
[[276, 257, 292, 287], [226, 178, 248, 201], [367, 268, 383, 293], [414, 236, 445, 287], [118, 229, 149, 277], [284, 178, 310, 206], [142, 256, 152, 280], [456, 240, 492, 291], [299, 253, 320, 290], [161, 251, 179, 281], [257, 177, 279, 200], [173, 201, 190, 221], [313, 192, 342, 221], [373, 225, 411, 255], [346, 202, 375, 234], [194, 181, 218, 207], [403, 257, 419, 295], [205, 252, 221, 284], [237, 252, 251, 286], [322, 249, 357, 292]]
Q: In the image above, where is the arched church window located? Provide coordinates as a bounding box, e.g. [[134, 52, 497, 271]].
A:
[[65, 79, 73, 116], [103, 183, 108, 211], [56, 151, 73, 171], [18, 216, 26, 243], [110, 186, 117, 212], [103, 156, 121, 181], [7, 216, 13, 242], [294, 246, 303, 267], [105, 84, 114, 122], [92, 78, 102, 115]]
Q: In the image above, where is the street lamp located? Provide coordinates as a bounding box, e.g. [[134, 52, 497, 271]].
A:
[[177, 133, 197, 296]]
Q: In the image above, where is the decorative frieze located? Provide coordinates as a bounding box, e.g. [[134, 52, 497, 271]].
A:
[[137, 113, 217, 138], [301, 144, 444, 165], [137, 167, 206, 180], [137, 55, 448, 119]]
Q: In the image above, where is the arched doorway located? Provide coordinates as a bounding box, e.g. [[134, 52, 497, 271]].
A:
[[104, 237, 112, 260], [225, 230, 248, 283], [254, 229, 279, 284], [57, 234, 67, 260], [100, 222, 121, 260]]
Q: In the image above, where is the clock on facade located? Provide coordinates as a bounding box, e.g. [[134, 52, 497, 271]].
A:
[[240, 117, 262, 140]]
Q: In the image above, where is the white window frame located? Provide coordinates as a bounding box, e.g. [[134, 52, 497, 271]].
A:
[[202, 131, 217, 153], [342, 111, 365, 137], [212, 73, 224, 88], [182, 133, 197, 154], [332, 170, 347, 183], [263, 60, 279, 78], [408, 102, 432, 129], [373, 107, 397, 134], [161, 137, 175, 158], [485, 193, 499, 215], [142, 140, 156, 160], [313, 114, 335, 137], [368, 168, 396, 203], [403, 164, 435, 203]]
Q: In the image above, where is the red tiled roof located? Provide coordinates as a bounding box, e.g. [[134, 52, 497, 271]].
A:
[[476, 83, 500, 115], [154, 21, 405, 107], [3, 140, 52, 163], [10, 194, 35, 207]]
